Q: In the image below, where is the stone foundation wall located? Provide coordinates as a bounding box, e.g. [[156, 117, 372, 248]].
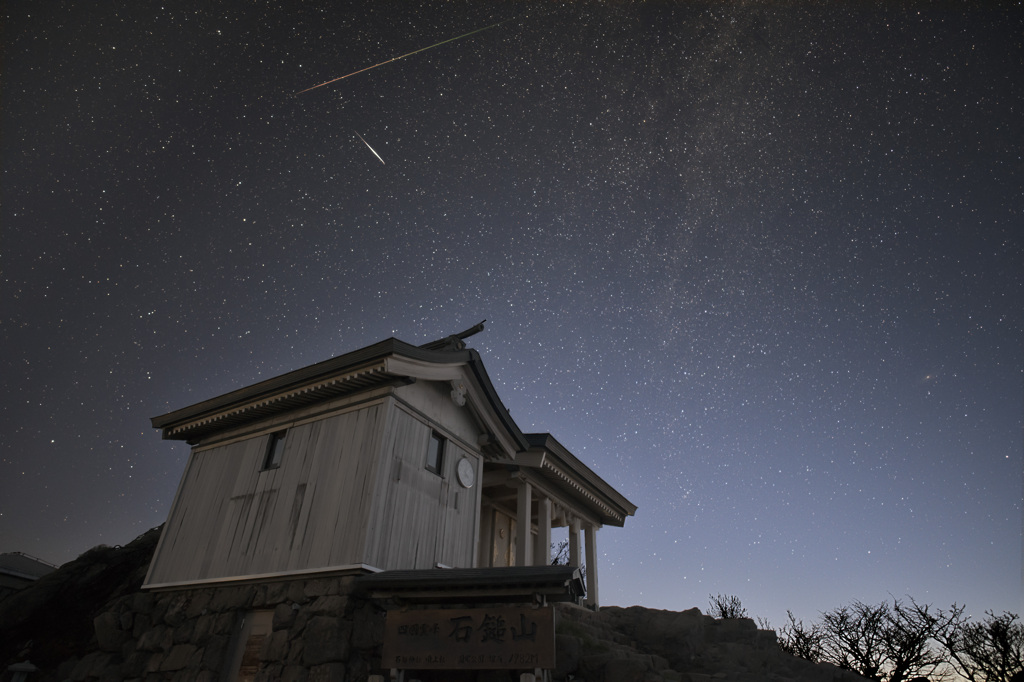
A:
[[61, 575, 385, 682]]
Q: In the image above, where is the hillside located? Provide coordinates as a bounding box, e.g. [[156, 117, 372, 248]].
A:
[[0, 527, 162, 677]]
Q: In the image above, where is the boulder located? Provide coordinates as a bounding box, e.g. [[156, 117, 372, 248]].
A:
[[93, 611, 125, 652], [302, 616, 351, 666], [274, 601, 299, 630], [157, 643, 198, 672]]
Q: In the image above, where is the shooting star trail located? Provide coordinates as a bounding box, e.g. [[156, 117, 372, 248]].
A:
[[354, 131, 385, 165], [295, 19, 509, 95]]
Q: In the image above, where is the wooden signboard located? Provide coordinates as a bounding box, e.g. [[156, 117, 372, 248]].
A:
[[382, 606, 555, 670]]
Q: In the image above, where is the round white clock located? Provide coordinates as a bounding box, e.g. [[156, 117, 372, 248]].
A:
[[456, 457, 476, 488]]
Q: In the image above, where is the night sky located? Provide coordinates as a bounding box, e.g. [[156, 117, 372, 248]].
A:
[[2, 2, 1021, 628]]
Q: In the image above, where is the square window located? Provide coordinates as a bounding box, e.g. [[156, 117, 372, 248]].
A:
[[425, 431, 445, 475], [263, 431, 286, 470]]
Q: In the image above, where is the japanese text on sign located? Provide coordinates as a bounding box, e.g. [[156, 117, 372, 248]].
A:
[[382, 606, 555, 670]]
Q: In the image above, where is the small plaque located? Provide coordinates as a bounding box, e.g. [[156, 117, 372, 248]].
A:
[[382, 606, 555, 670]]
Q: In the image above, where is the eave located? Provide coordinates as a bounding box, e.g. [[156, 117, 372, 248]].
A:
[[356, 565, 585, 604], [520, 433, 637, 527]]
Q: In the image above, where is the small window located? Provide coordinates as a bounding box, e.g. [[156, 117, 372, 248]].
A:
[[425, 431, 445, 475], [263, 431, 286, 470]]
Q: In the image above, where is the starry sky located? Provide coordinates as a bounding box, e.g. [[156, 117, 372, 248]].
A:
[[2, 2, 1021, 629]]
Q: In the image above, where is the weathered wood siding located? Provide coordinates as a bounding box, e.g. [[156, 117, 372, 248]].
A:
[[146, 401, 387, 585], [439, 438, 482, 568], [364, 394, 483, 570]]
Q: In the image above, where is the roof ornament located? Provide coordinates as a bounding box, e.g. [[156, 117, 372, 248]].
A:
[[450, 380, 467, 406], [419, 320, 487, 352]]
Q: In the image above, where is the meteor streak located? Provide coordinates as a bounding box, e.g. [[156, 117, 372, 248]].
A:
[[354, 131, 385, 165], [296, 19, 509, 95]]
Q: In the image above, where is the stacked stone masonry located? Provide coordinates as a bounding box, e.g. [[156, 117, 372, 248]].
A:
[[62, 576, 384, 682]]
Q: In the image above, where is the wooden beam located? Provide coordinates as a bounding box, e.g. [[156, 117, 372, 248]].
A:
[[584, 523, 599, 608], [569, 518, 581, 572], [534, 497, 552, 567], [516, 481, 532, 566]]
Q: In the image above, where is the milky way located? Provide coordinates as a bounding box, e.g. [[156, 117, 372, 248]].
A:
[[2, 2, 1021, 627]]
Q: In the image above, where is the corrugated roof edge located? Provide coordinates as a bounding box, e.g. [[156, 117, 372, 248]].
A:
[[152, 338, 460, 429], [0, 552, 57, 579]]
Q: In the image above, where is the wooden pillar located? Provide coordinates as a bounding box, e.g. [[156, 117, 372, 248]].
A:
[[516, 479, 532, 566], [584, 522, 599, 608], [568, 517, 581, 571], [533, 496, 552, 566]]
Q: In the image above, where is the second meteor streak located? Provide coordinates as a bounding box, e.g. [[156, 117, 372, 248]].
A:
[[354, 131, 385, 165]]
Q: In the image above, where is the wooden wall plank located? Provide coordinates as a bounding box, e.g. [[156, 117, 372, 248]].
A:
[[147, 402, 387, 584], [365, 405, 483, 571], [439, 442, 480, 568]]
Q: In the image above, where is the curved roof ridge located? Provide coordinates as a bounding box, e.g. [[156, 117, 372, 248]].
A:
[[150, 331, 527, 452]]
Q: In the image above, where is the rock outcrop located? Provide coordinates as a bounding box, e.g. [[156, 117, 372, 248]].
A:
[[554, 604, 867, 682]]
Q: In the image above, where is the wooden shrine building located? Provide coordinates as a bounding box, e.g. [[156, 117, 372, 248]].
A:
[[144, 324, 636, 609]]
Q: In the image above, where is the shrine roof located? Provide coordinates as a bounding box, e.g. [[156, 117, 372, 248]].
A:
[[356, 565, 586, 604]]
